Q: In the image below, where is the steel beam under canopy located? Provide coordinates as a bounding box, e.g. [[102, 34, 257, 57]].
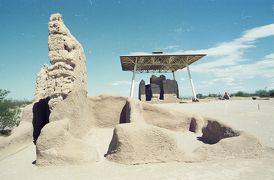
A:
[[120, 53, 206, 73]]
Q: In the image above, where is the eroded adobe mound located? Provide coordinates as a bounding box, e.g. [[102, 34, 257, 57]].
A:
[[36, 119, 99, 165], [106, 124, 185, 164], [104, 99, 264, 164]]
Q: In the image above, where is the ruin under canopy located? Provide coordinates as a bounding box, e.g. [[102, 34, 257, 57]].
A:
[[120, 53, 206, 100], [139, 75, 179, 102]]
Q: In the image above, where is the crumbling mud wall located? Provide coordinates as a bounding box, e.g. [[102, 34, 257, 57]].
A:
[[35, 13, 87, 109], [34, 14, 96, 165]]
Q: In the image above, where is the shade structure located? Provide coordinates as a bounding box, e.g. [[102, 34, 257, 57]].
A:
[[120, 53, 206, 100], [120, 53, 206, 73]]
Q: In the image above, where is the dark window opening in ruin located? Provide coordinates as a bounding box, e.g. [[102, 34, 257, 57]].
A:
[[196, 120, 240, 144], [32, 97, 51, 145], [189, 118, 197, 133], [145, 85, 152, 101]]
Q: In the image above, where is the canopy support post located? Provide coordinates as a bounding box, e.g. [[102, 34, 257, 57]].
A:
[[129, 58, 137, 98], [186, 63, 197, 101], [172, 71, 176, 80]]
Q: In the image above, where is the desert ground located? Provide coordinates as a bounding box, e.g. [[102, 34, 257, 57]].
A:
[[0, 98, 273, 180]]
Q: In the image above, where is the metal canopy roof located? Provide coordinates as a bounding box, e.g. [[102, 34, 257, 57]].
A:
[[120, 53, 206, 73]]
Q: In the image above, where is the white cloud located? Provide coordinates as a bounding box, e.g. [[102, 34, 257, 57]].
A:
[[111, 80, 131, 86], [129, 46, 178, 55], [161, 45, 179, 51], [241, 10, 252, 20], [194, 53, 274, 93], [129, 47, 179, 55], [175, 27, 183, 32], [177, 23, 274, 63], [178, 24, 274, 92], [212, 53, 274, 78], [269, 81, 274, 89], [265, 53, 274, 59], [128, 52, 151, 55], [238, 24, 274, 42], [128, 24, 274, 93], [174, 26, 192, 33], [182, 23, 274, 72], [200, 77, 239, 88], [88, 0, 93, 7], [230, 85, 246, 92], [213, 77, 237, 86]]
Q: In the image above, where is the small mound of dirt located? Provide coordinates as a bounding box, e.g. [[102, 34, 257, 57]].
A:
[[105, 124, 184, 164]]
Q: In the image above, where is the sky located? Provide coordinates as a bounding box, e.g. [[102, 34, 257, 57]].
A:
[[0, 0, 274, 100]]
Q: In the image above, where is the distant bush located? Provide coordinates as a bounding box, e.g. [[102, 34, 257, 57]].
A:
[[232, 89, 274, 98], [269, 90, 274, 97], [233, 91, 251, 97], [10, 99, 32, 107], [201, 89, 274, 98], [0, 89, 22, 135], [255, 90, 269, 97], [208, 93, 220, 97], [196, 93, 204, 99]]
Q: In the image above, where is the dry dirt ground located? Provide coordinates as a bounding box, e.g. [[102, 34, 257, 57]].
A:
[[0, 99, 274, 180]]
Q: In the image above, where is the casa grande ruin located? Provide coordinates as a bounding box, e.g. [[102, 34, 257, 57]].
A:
[[1, 13, 270, 166]]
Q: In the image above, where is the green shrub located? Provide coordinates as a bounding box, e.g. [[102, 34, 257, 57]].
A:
[[208, 93, 219, 97], [0, 89, 21, 135], [255, 90, 269, 97], [269, 90, 274, 97], [196, 93, 204, 99], [233, 91, 251, 97], [231, 89, 274, 98]]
